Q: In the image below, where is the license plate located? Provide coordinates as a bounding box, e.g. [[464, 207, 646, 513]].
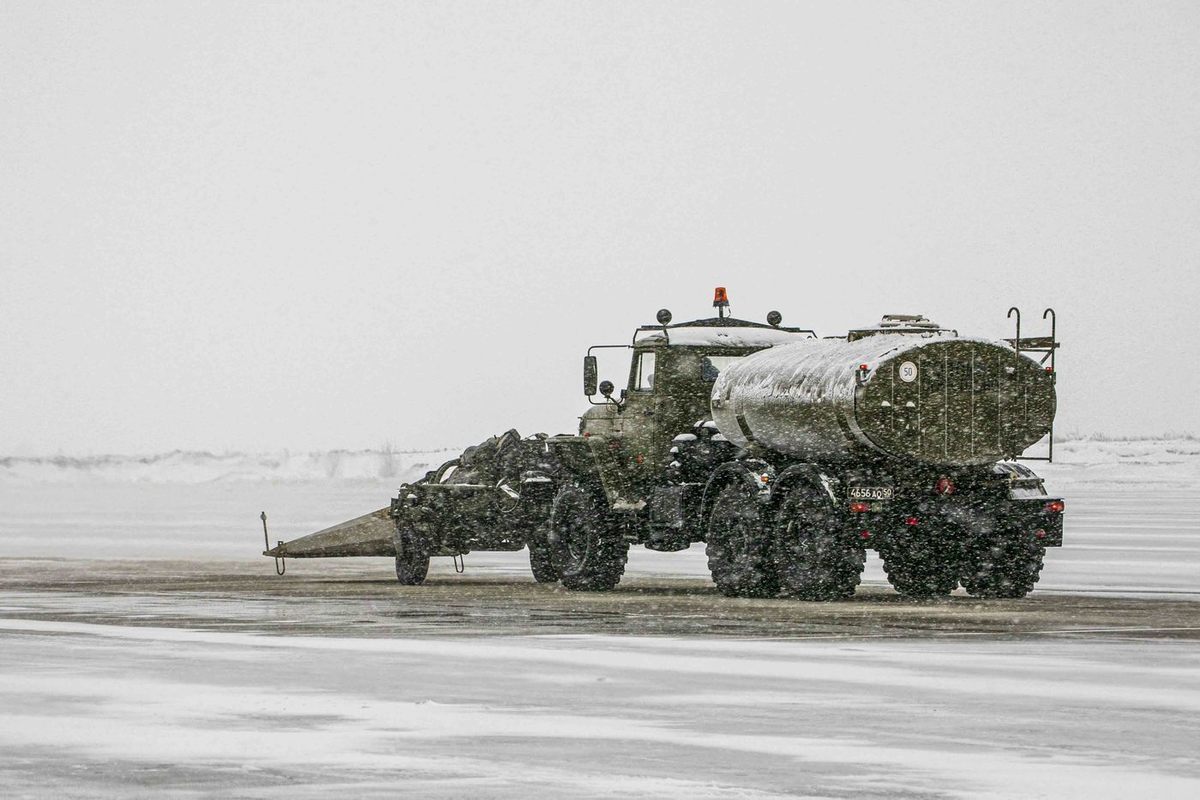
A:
[[848, 486, 894, 501]]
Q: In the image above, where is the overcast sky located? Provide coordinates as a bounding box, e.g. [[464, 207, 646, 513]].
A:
[[2, 1, 1198, 455]]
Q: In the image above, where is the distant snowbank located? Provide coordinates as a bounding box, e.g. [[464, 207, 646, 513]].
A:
[[0, 448, 462, 485], [1039, 436, 1200, 487], [1, 437, 1197, 486]]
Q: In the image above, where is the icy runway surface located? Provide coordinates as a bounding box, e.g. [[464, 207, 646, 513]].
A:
[[2, 608, 1200, 799], [1, 438, 1199, 796]]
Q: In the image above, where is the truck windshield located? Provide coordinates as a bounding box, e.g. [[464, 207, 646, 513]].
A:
[[700, 355, 742, 382]]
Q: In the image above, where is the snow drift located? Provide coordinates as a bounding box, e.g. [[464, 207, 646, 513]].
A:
[[0, 437, 1197, 486], [1038, 436, 1200, 487], [0, 448, 462, 484]]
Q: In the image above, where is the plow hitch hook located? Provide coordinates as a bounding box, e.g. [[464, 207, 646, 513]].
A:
[[261, 511, 285, 575]]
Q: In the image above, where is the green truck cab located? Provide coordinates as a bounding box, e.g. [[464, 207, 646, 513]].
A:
[[576, 314, 814, 510]]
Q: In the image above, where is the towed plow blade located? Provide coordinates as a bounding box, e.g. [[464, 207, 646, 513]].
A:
[[263, 507, 396, 559]]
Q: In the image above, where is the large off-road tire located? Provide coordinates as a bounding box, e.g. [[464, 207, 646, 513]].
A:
[[773, 490, 864, 600], [705, 482, 779, 598], [527, 535, 561, 584], [960, 531, 1046, 598], [880, 530, 960, 599], [393, 518, 431, 585], [550, 483, 628, 591]]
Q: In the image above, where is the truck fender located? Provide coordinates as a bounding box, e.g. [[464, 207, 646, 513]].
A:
[[992, 461, 1049, 499], [518, 470, 557, 503], [773, 464, 840, 506], [699, 459, 777, 527]]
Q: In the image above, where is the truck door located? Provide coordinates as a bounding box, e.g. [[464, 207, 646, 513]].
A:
[[584, 349, 659, 506], [620, 348, 660, 455]]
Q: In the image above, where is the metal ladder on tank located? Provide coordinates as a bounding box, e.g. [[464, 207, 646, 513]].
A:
[[1006, 307, 1058, 462]]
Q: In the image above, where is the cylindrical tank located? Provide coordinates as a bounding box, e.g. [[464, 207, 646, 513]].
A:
[[710, 333, 1055, 466]]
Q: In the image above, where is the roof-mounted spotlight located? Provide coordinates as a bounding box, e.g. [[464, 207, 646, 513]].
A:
[[767, 310, 782, 327], [656, 308, 673, 325]]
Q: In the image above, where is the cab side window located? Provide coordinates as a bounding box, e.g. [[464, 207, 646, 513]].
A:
[[635, 352, 656, 391]]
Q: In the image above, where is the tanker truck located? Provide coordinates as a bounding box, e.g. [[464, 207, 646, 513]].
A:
[[264, 288, 1063, 600]]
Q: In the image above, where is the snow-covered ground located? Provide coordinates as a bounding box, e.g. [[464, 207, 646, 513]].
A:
[[0, 447, 462, 484], [1037, 436, 1200, 488], [3, 436, 1196, 487], [1, 437, 1198, 797], [2, 617, 1198, 799]]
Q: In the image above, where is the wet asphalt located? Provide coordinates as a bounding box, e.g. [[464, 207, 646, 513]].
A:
[[2, 558, 1197, 641]]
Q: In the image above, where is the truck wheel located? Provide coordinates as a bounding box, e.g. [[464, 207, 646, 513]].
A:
[[527, 535, 561, 583], [961, 533, 1046, 598], [550, 484, 628, 591], [880, 532, 959, 599], [774, 491, 864, 600], [705, 482, 779, 598], [393, 520, 431, 585]]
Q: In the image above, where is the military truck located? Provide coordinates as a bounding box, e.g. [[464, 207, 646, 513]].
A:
[[265, 289, 1064, 599]]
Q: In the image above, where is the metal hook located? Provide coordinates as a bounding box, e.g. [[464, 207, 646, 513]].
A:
[[261, 511, 285, 575], [1007, 307, 1021, 355], [1040, 308, 1057, 373], [452, 554, 465, 574]]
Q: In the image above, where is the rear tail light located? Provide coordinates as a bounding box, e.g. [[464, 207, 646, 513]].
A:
[[1044, 500, 1065, 514], [904, 516, 919, 527], [849, 502, 871, 513], [859, 530, 871, 540], [934, 476, 955, 496]]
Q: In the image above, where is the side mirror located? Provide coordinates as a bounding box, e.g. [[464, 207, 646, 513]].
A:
[[599, 380, 615, 398], [583, 356, 598, 396]]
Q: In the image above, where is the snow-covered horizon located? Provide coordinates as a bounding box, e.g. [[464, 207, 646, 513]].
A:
[[0, 447, 464, 485], [1, 435, 1198, 485]]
